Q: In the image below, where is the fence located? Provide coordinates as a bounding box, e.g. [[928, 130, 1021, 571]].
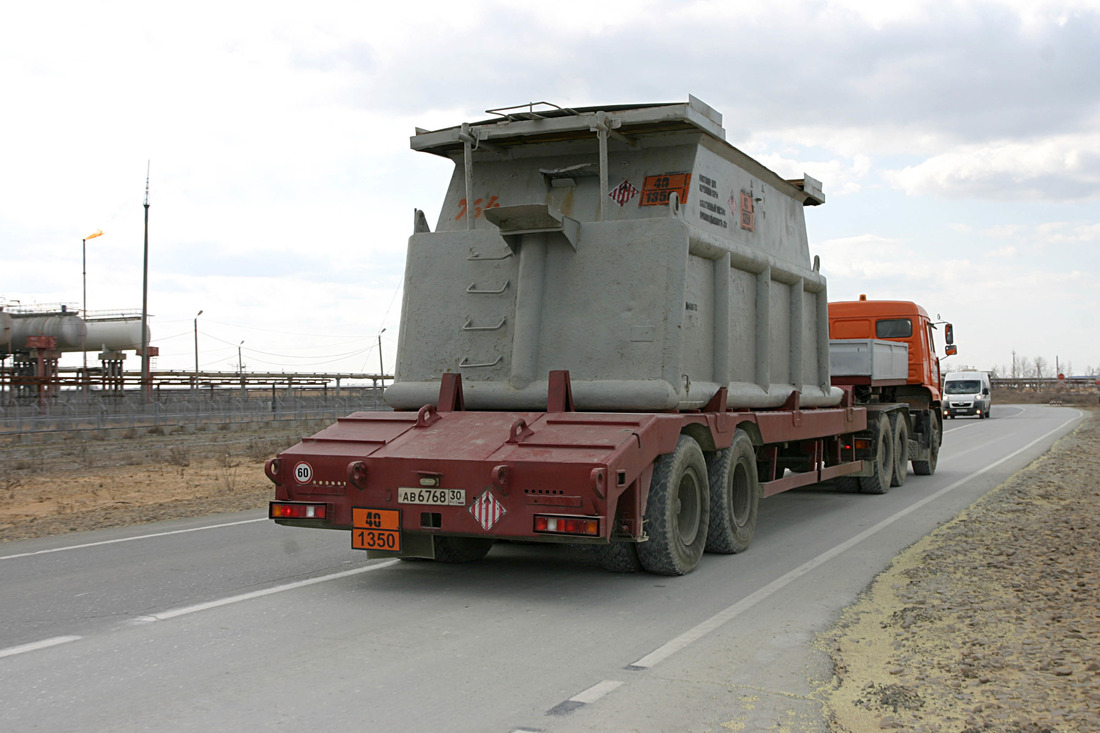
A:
[[992, 376, 1100, 392], [0, 386, 390, 438]]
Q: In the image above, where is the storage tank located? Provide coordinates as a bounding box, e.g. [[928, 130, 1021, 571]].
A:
[[5, 315, 149, 354], [8, 314, 87, 352], [83, 318, 150, 353], [386, 96, 842, 412], [0, 311, 11, 348]]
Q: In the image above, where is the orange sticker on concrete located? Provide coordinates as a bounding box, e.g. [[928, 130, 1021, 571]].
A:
[[639, 173, 692, 207]]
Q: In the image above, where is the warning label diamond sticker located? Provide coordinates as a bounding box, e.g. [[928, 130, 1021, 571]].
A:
[[609, 180, 638, 207], [470, 489, 506, 531]]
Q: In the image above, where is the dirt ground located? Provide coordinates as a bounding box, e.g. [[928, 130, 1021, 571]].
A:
[[819, 403, 1100, 732], [0, 421, 330, 542], [1, 401, 1097, 732]]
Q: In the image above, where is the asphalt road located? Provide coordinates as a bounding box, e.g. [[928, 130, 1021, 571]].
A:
[[0, 404, 1082, 732]]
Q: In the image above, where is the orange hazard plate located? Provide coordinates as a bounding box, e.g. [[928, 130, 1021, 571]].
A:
[[351, 508, 401, 552], [639, 172, 692, 206]]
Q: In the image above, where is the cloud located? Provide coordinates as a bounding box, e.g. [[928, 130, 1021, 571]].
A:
[[883, 134, 1100, 200], [1034, 221, 1100, 243], [752, 152, 873, 196]]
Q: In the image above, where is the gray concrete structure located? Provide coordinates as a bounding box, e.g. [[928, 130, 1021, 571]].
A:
[[387, 97, 842, 411]]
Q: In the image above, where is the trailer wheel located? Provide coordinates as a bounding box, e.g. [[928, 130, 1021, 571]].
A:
[[859, 414, 894, 494], [594, 541, 642, 572], [705, 430, 760, 554], [833, 476, 860, 493], [890, 415, 909, 488], [433, 536, 494, 563], [913, 413, 941, 476], [637, 435, 710, 575]]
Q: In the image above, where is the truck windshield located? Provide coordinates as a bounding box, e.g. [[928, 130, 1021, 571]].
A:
[[945, 380, 981, 394]]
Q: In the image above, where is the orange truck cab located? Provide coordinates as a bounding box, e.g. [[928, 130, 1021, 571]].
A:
[[827, 295, 955, 483], [828, 295, 954, 409]]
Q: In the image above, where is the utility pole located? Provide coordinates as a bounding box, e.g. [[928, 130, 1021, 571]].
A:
[[141, 162, 151, 403], [193, 309, 203, 392], [81, 229, 103, 395], [378, 328, 386, 387]]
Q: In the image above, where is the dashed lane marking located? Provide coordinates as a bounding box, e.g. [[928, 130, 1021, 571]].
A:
[[547, 680, 624, 716], [0, 636, 82, 659], [0, 518, 268, 561], [132, 560, 400, 623]]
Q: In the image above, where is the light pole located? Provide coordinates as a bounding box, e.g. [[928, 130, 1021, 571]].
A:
[[141, 164, 151, 403], [378, 328, 386, 387], [238, 340, 245, 375], [193, 309, 203, 391], [81, 230, 103, 386]]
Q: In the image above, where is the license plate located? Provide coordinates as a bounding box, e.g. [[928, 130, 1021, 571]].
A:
[[352, 508, 401, 552], [398, 487, 465, 506]]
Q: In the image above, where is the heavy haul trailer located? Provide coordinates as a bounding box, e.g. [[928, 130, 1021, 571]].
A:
[[268, 97, 941, 575]]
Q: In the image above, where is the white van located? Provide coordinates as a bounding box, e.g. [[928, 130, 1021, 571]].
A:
[[943, 371, 992, 419]]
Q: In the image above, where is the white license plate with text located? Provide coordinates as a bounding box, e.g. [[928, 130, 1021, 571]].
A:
[[398, 487, 465, 506]]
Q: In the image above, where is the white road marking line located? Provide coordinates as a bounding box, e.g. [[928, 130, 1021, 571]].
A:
[[0, 635, 82, 659], [569, 680, 624, 704], [629, 409, 1082, 670], [942, 421, 983, 435], [0, 518, 268, 561], [131, 560, 400, 623]]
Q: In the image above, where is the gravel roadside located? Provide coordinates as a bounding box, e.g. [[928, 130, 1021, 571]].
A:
[[818, 408, 1099, 732]]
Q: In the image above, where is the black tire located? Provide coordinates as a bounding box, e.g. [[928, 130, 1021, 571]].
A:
[[859, 414, 894, 494], [833, 476, 861, 493], [594, 541, 642, 572], [913, 412, 941, 476], [433, 536, 494, 563], [705, 430, 760, 554], [637, 435, 710, 575], [890, 414, 909, 488]]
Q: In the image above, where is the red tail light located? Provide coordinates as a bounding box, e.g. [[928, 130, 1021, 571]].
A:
[[270, 502, 328, 520], [534, 515, 599, 536]]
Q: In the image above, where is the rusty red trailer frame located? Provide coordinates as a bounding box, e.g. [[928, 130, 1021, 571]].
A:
[[268, 372, 868, 556]]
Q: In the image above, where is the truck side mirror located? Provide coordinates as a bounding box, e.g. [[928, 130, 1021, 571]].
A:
[[945, 344, 957, 356], [944, 323, 954, 345]]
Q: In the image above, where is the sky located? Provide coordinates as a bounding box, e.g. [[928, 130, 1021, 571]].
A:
[[2, 0, 1098, 381]]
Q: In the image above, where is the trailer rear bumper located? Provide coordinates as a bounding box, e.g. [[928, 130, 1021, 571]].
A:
[[266, 396, 688, 547]]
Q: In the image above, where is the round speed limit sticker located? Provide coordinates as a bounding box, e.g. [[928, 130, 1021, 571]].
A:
[[293, 462, 313, 484]]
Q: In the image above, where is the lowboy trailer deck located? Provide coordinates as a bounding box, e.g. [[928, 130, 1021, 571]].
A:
[[270, 371, 869, 575]]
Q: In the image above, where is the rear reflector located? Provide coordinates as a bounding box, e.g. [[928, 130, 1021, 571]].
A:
[[534, 515, 599, 537], [270, 502, 327, 520]]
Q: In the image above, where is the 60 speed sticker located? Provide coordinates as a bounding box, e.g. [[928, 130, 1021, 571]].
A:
[[293, 462, 313, 483]]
